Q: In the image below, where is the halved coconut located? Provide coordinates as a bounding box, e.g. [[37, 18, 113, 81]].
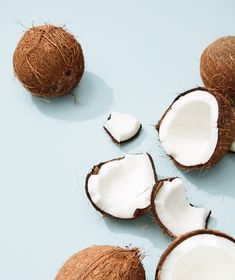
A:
[[104, 112, 142, 144], [157, 87, 235, 170], [151, 177, 211, 238], [156, 230, 235, 280], [85, 153, 157, 219]]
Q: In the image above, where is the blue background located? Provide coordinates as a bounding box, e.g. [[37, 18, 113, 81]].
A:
[[1, 1, 235, 279]]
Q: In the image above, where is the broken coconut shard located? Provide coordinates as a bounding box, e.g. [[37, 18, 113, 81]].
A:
[[150, 178, 211, 238], [85, 153, 157, 219], [157, 87, 235, 171], [55, 245, 146, 280], [155, 230, 235, 280], [104, 112, 142, 144], [13, 24, 84, 97]]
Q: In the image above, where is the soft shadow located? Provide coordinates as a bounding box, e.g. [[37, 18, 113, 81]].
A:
[[119, 129, 147, 153], [183, 154, 235, 198], [31, 72, 113, 122], [104, 213, 171, 249]]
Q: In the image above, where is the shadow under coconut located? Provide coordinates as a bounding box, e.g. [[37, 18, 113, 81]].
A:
[[182, 154, 235, 199], [117, 129, 147, 153], [104, 213, 171, 249], [31, 72, 114, 122]]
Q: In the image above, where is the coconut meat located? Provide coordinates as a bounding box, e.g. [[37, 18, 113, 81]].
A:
[[160, 234, 235, 280], [154, 178, 210, 237], [87, 153, 156, 218], [159, 90, 219, 166], [104, 112, 141, 143]]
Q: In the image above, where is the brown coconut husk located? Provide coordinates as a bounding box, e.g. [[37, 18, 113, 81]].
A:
[[13, 24, 84, 97], [85, 153, 157, 220], [55, 245, 146, 280], [156, 87, 235, 171], [200, 36, 235, 106], [155, 229, 235, 279], [150, 178, 211, 238]]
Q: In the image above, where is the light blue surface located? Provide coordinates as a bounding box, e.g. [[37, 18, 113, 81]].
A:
[[1, 1, 235, 279]]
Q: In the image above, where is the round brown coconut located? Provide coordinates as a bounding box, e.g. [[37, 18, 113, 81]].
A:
[[200, 36, 235, 105], [156, 87, 235, 171], [155, 229, 235, 279], [55, 245, 146, 280], [13, 24, 84, 97]]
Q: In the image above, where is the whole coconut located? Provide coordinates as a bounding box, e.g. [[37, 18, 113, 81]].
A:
[[55, 245, 146, 280], [200, 36, 235, 105], [13, 24, 84, 97]]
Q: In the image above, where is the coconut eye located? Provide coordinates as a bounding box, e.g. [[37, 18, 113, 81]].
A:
[[66, 70, 72, 76]]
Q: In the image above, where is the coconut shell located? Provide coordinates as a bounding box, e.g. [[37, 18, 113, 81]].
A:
[[85, 153, 157, 220], [157, 87, 235, 171], [13, 24, 84, 97], [55, 245, 146, 280], [150, 178, 211, 238], [200, 36, 235, 105], [155, 229, 235, 279]]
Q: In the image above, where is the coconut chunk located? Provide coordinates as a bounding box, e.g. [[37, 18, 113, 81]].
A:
[[156, 230, 235, 280], [86, 153, 157, 219], [104, 112, 141, 143], [151, 178, 211, 238], [157, 87, 234, 170]]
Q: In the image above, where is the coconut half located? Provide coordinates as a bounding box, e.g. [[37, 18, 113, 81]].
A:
[[156, 230, 235, 280], [55, 245, 146, 280], [85, 153, 157, 219], [104, 112, 142, 144], [151, 178, 211, 238], [157, 87, 235, 170]]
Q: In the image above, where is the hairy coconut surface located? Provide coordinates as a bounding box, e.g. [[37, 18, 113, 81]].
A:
[[13, 24, 84, 97], [155, 230, 235, 280], [200, 36, 235, 105], [151, 178, 211, 238], [55, 245, 146, 280], [157, 87, 235, 171]]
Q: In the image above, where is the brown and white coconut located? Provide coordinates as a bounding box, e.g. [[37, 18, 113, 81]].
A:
[[156, 87, 235, 171], [13, 24, 84, 97], [155, 229, 235, 279], [200, 36, 235, 106], [150, 178, 211, 238], [55, 245, 146, 280], [85, 153, 157, 219]]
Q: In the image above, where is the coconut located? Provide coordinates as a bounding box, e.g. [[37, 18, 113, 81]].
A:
[[104, 112, 142, 144], [155, 229, 235, 280], [200, 36, 235, 105], [55, 245, 146, 280], [13, 24, 84, 97], [85, 153, 157, 219], [150, 177, 211, 238], [157, 87, 235, 170]]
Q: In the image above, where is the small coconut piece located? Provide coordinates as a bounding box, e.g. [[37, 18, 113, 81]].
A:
[[156, 230, 235, 280], [151, 177, 211, 238], [157, 87, 235, 170], [55, 245, 146, 280], [86, 153, 157, 219], [13, 24, 84, 97], [104, 112, 142, 144], [200, 36, 235, 105]]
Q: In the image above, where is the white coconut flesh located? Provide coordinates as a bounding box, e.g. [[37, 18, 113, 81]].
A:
[[87, 153, 156, 218], [104, 112, 141, 142], [153, 178, 210, 237], [159, 233, 235, 280], [159, 90, 219, 166]]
